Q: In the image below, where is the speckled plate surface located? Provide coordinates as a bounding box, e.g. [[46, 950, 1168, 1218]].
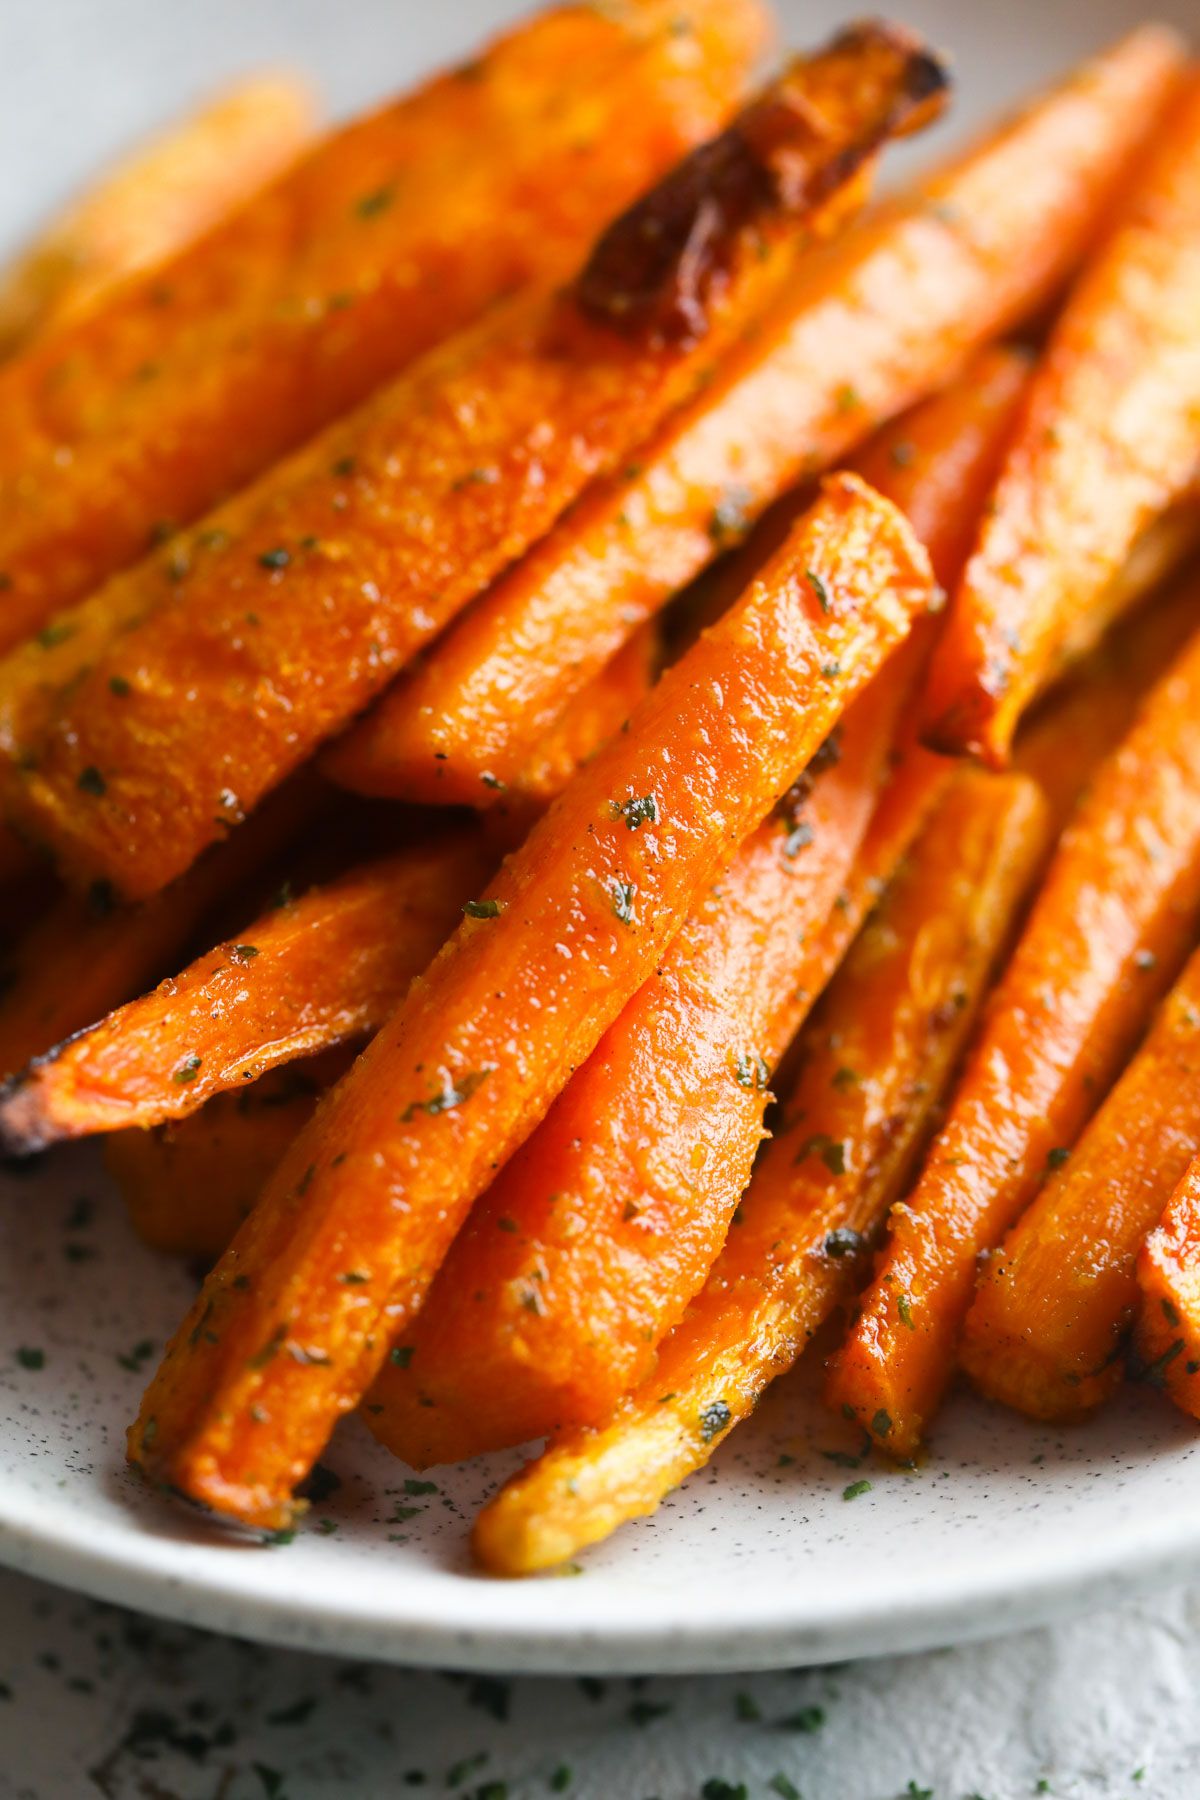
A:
[[2, 1145, 1199, 1674], [1, 0, 1198, 1678]]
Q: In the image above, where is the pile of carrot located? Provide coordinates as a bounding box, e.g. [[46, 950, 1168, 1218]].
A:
[[1, 2, 1198, 1575]]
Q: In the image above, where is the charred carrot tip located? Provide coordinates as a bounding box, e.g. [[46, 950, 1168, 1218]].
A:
[[577, 21, 950, 341]]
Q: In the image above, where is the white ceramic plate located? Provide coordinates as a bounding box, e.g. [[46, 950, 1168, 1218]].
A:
[[0, 0, 1196, 1677]]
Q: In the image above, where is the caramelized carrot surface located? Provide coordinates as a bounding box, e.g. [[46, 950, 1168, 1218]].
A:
[[1135, 1156, 1200, 1420], [504, 625, 660, 810], [126, 475, 936, 1531], [325, 27, 1183, 806], [366, 338, 1022, 1466], [110, 1049, 354, 1262], [825, 608, 1200, 1459], [473, 765, 1047, 1573], [961, 946, 1200, 1421], [365, 675, 898, 1466], [923, 70, 1200, 763], [1, 26, 943, 900], [0, 0, 765, 640], [0, 75, 318, 357], [0, 831, 492, 1148]]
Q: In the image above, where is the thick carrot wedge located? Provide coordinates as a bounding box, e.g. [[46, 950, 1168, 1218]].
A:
[[961, 946, 1200, 1421], [0, 778, 315, 1079], [1, 28, 944, 901], [324, 27, 1184, 807], [473, 765, 1046, 1572], [0, 830, 493, 1149], [825, 609, 1200, 1459], [0, 75, 318, 357], [366, 342, 1024, 1465], [1134, 1157, 1200, 1419], [365, 672, 901, 1466], [109, 1050, 354, 1262], [0, 0, 765, 638], [923, 72, 1200, 764], [126, 474, 936, 1531]]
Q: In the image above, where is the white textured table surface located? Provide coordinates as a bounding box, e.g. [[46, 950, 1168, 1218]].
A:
[[0, 1561, 1198, 1799], [3, 2, 1200, 1796]]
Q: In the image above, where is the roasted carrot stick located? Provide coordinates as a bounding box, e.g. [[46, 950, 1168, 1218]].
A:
[[365, 672, 901, 1467], [0, 777, 316, 1079], [0, 830, 493, 1149], [0, 28, 944, 901], [960, 945, 1200, 1421], [324, 27, 1184, 807], [473, 765, 1047, 1572], [365, 343, 1025, 1465], [109, 1049, 354, 1262], [0, 75, 318, 357], [824, 608, 1200, 1459], [922, 71, 1200, 764], [1134, 1157, 1200, 1420], [0, 0, 765, 640], [503, 624, 660, 810], [126, 474, 936, 1531]]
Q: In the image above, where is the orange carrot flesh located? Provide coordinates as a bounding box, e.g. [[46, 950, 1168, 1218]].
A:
[[922, 71, 1200, 764], [324, 27, 1184, 807], [0, 831, 493, 1149], [0, 75, 319, 357], [364, 673, 900, 1467], [364, 340, 1025, 1466], [0, 777, 316, 1080], [824, 608, 1200, 1460], [472, 765, 1047, 1573], [110, 1049, 354, 1262], [960, 946, 1200, 1422], [0, 0, 765, 639], [125, 474, 936, 1532], [1135, 1157, 1200, 1419], [0, 29, 943, 902]]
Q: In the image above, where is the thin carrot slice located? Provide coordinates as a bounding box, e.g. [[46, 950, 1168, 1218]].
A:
[[1134, 1157, 1200, 1419], [366, 344, 1024, 1465], [0, 830, 492, 1149], [961, 946, 1200, 1421], [1, 27, 944, 900], [126, 473, 936, 1532], [324, 28, 1184, 807], [0, 75, 318, 357], [0, 0, 765, 638], [824, 606, 1200, 1460], [0, 778, 317, 1079], [109, 1049, 355, 1262], [473, 765, 1046, 1573], [922, 71, 1200, 764]]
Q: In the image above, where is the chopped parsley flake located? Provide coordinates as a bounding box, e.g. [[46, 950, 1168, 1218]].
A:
[[733, 1051, 770, 1091], [172, 1054, 202, 1085], [618, 793, 658, 830], [698, 1399, 732, 1442], [257, 547, 291, 571], [390, 1345, 414, 1368], [400, 1066, 494, 1122], [806, 567, 831, 612], [796, 1134, 846, 1176], [15, 1346, 44, 1370], [76, 765, 107, 796], [609, 878, 636, 924], [463, 898, 502, 919], [842, 1478, 872, 1501], [781, 1704, 825, 1732]]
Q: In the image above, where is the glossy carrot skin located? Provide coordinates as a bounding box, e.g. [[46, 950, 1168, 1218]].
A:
[[505, 625, 659, 809], [0, 29, 940, 902], [0, 778, 315, 1079], [473, 766, 1047, 1573], [0, 0, 765, 640], [365, 677, 899, 1466], [325, 27, 1184, 806], [0, 831, 493, 1148], [923, 70, 1200, 764], [961, 947, 1200, 1421], [0, 75, 318, 357], [366, 350, 1025, 1466], [825, 611, 1200, 1459], [126, 475, 935, 1531], [110, 1049, 354, 1262], [1135, 1157, 1200, 1420]]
